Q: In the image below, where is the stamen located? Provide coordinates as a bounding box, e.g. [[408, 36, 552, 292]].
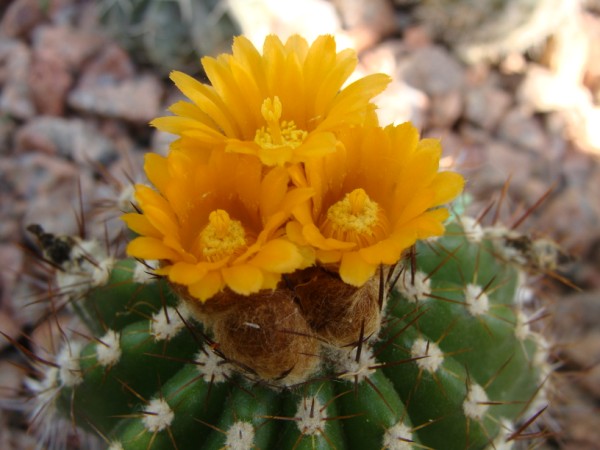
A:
[[321, 188, 389, 246], [255, 97, 307, 150], [199, 210, 247, 262], [261, 97, 283, 144]]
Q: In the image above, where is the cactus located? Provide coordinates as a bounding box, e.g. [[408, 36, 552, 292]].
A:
[[23, 215, 551, 450], [96, 0, 240, 73], [19, 34, 551, 450], [414, 0, 580, 62]]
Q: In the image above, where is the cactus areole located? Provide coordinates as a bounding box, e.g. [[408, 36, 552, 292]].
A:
[[25, 35, 549, 450]]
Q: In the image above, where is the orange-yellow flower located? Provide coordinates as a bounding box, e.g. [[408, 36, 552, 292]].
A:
[[287, 123, 464, 286], [152, 34, 390, 167], [123, 150, 313, 302]]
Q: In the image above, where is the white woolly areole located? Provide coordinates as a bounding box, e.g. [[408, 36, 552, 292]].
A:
[[460, 216, 484, 242], [463, 383, 489, 420], [117, 183, 137, 213], [224, 421, 255, 450], [411, 338, 444, 373], [382, 421, 414, 450], [491, 419, 515, 450], [194, 349, 232, 383], [336, 346, 376, 383], [25, 366, 60, 428], [296, 396, 327, 436], [151, 304, 192, 341], [143, 398, 174, 432], [396, 270, 430, 302], [464, 284, 489, 316], [133, 259, 158, 284], [57, 341, 84, 387], [96, 330, 122, 367], [56, 238, 114, 296], [108, 442, 125, 450], [514, 310, 531, 341]]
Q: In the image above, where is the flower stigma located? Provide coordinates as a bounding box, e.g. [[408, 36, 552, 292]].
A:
[[199, 210, 247, 262], [254, 97, 307, 149], [321, 188, 389, 246]]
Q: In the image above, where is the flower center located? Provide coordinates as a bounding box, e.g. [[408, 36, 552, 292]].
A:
[[199, 210, 247, 262], [321, 188, 389, 247], [254, 97, 307, 149]]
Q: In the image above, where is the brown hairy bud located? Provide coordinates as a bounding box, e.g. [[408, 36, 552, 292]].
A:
[[291, 267, 382, 348], [211, 289, 320, 386]]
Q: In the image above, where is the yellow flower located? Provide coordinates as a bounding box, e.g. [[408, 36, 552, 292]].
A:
[[123, 150, 313, 302], [152, 34, 390, 167], [287, 123, 464, 286]]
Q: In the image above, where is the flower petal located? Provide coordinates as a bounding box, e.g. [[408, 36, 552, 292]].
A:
[[249, 239, 303, 273], [126, 237, 181, 261], [188, 271, 224, 302], [222, 264, 264, 295], [122, 213, 161, 238], [167, 262, 207, 285], [339, 251, 377, 287]]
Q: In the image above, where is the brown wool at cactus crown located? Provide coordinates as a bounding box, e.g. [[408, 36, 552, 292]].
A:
[[22, 34, 552, 450]]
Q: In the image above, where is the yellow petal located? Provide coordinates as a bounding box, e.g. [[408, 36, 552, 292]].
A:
[[170, 70, 239, 137], [292, 131, 338, 162], [260, 167, 289, 218], [222, 264, 264, 295], [315, 249, 342, 263], [303, 224, 356, 251], [286, 221, 307, 245], [144, 205, 180, 240], [249, 239, 303, 273], [430, 171, 465, 206], [188, 271, 224, 302], [339, 251, 377, 287], [167, 262, 207, 285], [144, 154, 170, 195], [122, 213, 161, 238], [126, 237, 180, 261], [358, 239, 404, 266], [318, 73, 391, 130]]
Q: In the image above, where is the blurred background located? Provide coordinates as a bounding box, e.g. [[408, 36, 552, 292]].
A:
[[0, 0, 599, 448]]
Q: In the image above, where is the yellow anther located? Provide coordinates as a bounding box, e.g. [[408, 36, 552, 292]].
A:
[[255, 97, 307, 150], [321, 189, 389, 247], [199, 210, 247, 262]]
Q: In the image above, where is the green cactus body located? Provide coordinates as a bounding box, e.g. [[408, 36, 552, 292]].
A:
[[26, 219, 549, 450]]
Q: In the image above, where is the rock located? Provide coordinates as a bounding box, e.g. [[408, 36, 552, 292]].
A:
[[403, 25, 433, 50], [68, 45, 162, 123], [464, 83, 512, 131], [428, 90, 463, 128], [518, 64, 591, 113], [15, 117, 116, 165], [0, 309, 20, 352], [497, 107, 548, 153], [0, 244, 23, 312], [31, 25, 105, 72], [399, 45, 465, 96], [374, 79, 429, 129], [0, 116, 16, 156], [538, 185, 600, 255], [0, 358, 25, 400], [68, 74, 163, 123], [582, 12, 600, 102], [0, 38, 35, 119], [0, 0, 46, 38], [28, 55, 73, 116], [227, 0, 342, 48], [331, 0, 396, 50]]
